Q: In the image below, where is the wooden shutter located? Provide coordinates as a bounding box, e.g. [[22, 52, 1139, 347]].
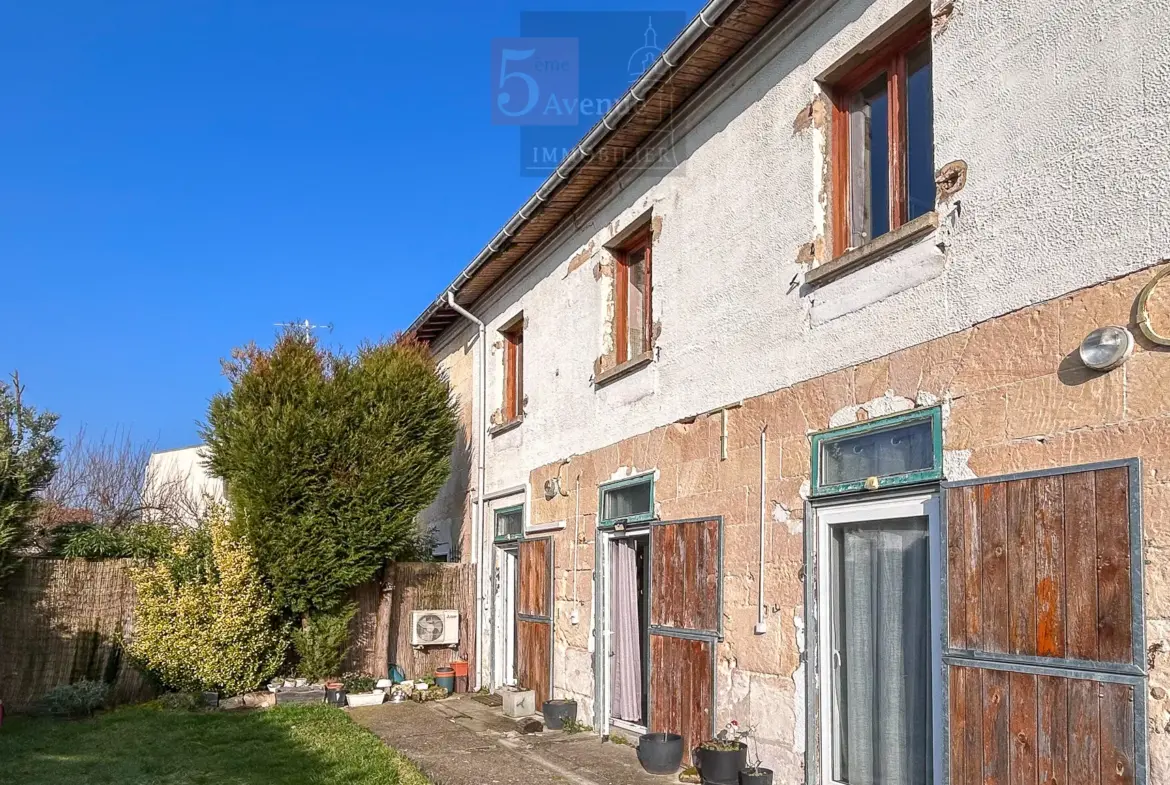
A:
[[648, 517, 723, 764], [516, 537, 554, 708], [943, 460, 1146, 785]]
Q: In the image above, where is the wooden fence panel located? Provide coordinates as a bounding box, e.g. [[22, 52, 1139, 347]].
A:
[[0, 559, 154, 712], [385, 562, 476, 682]]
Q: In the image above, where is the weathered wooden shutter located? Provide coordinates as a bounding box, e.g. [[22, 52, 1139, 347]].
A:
[[648, 517, 723, 763], [516, 537, 554, 708], [943, 461, 1146, 785]]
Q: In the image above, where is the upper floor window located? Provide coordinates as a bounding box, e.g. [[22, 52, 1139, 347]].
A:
[[502, 318, 524, 422], [615, 229, 653, 365], [831, 22, 933, 255]]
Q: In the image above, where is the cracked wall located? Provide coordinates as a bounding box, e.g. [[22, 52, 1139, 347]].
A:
[[521, 264, 1170, 779]]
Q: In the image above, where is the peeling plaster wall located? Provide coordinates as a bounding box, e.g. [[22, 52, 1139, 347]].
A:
[[528, 265, 1170, 778], [421, 0, 1170, 776], [457, 0, 1170, 499], [416, 323, 476, 559]]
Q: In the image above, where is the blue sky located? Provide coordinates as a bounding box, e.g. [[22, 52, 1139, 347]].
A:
[[0, 0, 701, 449]]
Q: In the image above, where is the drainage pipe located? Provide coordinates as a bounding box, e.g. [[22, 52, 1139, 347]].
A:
[[754, 426, 768, 635], [572, 473, 582, 614], [444, 291, 487, 689]]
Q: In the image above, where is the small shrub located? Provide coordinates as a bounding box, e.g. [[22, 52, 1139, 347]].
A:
[[127, 506, 288, 695], [562, 718, 591, 735], [698, 739, 744, 752], [291, 604, 356, 681], [342, 672, 376, 693], [56, 523, 173, 560], [152, 692, 202, 711], [40, 680, 108, 717]]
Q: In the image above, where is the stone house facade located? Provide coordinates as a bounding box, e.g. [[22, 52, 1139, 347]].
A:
[[411, 0, 1170, 781]]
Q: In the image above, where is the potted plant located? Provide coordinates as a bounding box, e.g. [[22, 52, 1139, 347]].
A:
[[341, 672, 383, 707], [541, 698, 578, 730], [637, 731, 684, 774], [696, 722, 748, 785], [736, 724, 772, 785]]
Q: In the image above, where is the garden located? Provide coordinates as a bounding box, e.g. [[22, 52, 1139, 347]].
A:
[[0, 703, 430, 785], [0, 330, 459, 783]]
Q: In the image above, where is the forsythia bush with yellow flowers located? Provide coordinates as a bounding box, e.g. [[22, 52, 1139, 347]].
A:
[[128, 506, 288, 695]]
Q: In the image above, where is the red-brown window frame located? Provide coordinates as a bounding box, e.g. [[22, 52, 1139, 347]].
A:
[[614, 229, 653, 366], [830, 21, 930, 257], [502, 320, 523, 422]]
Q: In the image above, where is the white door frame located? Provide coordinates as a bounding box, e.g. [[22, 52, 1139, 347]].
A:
[[492, 544, 518, 689], [814, 491, 943, 785], [595, 526, 650, 737]]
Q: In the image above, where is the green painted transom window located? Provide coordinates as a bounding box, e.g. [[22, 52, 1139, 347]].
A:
[[494, 504, 524, 542], [599, 474, 655, 528], [811, 406, 943, 496]]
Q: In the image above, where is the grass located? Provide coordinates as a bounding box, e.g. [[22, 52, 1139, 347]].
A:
[[0, 703, 432, 785]]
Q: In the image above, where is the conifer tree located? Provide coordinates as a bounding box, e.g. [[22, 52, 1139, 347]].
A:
[[202, 331, 458, 615]]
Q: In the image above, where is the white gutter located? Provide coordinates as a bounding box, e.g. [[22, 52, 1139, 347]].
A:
[[444, 290, 488, 690], [407, 0, 739, 337]]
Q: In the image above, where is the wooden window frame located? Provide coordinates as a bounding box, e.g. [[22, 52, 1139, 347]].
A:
[[830, 21, 930, 257], [502, 320, 523, 423], [614, 229, 653, 366]]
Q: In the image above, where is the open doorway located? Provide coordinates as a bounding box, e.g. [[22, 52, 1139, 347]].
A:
[[601, 529, 651, 732], [493, 544, 518, 688]]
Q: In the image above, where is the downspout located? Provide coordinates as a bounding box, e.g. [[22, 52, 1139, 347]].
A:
[[754, 426, 768, 635], [445, 291, 488, 689]]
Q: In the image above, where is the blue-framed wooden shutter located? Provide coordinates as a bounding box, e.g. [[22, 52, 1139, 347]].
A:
[[647, 516, 723, 764], [942, 460, 1146, 785], [516, 537, 554, 708]]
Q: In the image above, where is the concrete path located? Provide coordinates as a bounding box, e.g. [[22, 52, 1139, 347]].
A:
[[350, 695, 676, 785]]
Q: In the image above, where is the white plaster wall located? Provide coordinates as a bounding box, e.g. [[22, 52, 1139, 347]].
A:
[[428, 0, 1170, 770], [454, 0, 1169, 498]]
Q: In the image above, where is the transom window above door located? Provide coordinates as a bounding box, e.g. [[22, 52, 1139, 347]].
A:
[[494, 504, 524, 542], [599, 475, 654, 529], [811, 406, 942, 497], [830, 19, 934, 256]]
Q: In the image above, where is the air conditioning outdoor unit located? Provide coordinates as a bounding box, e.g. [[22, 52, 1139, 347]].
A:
[[410, 609, 460, 646]]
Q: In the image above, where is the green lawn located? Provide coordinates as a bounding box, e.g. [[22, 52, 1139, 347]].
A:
[[0, 703, 431, 785]]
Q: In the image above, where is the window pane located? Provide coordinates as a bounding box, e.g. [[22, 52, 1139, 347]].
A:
[[906, 40, 935, 221], [495, 508, 523, 539], [819, 419, 935, 488], [831, 518, 932, 785], [603, 480, 652, 522], [849, 74, 889, 245], [625, 247, 647, 357]]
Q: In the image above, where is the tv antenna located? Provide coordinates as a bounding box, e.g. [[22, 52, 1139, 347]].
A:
[[275, 319, 333, 339]]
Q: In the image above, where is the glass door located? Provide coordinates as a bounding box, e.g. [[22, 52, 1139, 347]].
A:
[[816, 493, 942, 785]]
